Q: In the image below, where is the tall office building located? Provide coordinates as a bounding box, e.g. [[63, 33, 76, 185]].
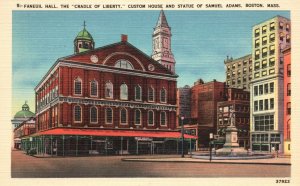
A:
[[250, 16, 290, 153], [225, 54, 252, 91]]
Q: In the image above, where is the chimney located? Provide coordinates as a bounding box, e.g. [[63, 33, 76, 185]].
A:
[[121, 34, 128, 42]]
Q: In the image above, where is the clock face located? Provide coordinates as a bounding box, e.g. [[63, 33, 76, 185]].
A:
[[148, 64, 155, 71], [90, 55, 98, 63]]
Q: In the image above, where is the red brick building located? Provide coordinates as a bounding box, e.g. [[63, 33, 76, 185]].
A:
[[217, 88, 250, 149], [13, 118, 36, 149], [283, 47, 291, 155], [190, 79, 226, 147], [25, 11, 196, 156]]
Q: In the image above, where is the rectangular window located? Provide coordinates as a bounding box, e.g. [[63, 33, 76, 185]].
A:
[[270, 82, 274, 93], [255, 28, 260, 37], [259, 100, 263, 111], [271, 134, 280, 142], [264, 84, 268, 94], [280, 32, 284, 41], [262, 47, 268, 58], [262, 36, 267, 45], [264, 99, 269, 110], [270, 98, 274, 109], [255, 62, 260, 71], [286, 24, 290, 31], [259, 85, 263, 95], [262, 60, 267, 69], [254, 101, 258, 111], [279, 22, 284, 29], [269, 69, 275, 75], [255, 39, 260, 48], [255, 50, 260, 60], [286, 34, 290, 43], [287, 83, 291, 96], [269, 33, 275, 43], [254, 86, 258, 96], [255, 72, 260, 78], [269, 57, 275, 67], [270, 22, 275, 31], [262, 25, 267, 34], [287, 64, 291, 77], [269, 45, 275, 55], [254, 115, 274, 131], [287, 102, 291, 115], [243, 67, 247, 73]]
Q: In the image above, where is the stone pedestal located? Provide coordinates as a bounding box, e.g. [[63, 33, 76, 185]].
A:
[[216, 126, 248, 156]]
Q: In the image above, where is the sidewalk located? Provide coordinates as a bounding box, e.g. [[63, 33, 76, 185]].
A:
[[122, 155, 291, 165]]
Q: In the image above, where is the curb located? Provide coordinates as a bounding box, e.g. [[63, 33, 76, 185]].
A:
[[121, 158, 291, 166]]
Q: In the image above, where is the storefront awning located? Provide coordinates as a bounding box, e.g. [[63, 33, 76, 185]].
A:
[[30, 128, 197, 139]]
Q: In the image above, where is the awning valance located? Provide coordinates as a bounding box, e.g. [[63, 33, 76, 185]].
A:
[[30, 128, 197, 139]]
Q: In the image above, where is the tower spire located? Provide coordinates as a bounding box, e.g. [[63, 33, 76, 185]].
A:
[[83, 20, 86, 29], [156, 10, 169, 28], [152, 10, 176, 73]]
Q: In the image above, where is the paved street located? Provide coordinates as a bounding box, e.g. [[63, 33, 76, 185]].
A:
[[11, 150, 290, 178]]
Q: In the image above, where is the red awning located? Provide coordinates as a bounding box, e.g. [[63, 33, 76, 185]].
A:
[[31, 128, 197, 139]]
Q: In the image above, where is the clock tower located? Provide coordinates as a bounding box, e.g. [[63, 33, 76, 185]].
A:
[[152, 10, 176, 73]]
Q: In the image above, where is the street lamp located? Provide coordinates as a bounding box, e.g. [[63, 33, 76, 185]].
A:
[[209, 133, 213, 162], [181, 116, 185, 158]]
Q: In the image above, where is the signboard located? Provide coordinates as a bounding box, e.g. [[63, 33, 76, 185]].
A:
[[135, 137, 153, 141]]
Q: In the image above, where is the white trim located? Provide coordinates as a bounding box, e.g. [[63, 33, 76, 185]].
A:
[[105, 107, 113, 124], [134, 109, 142, 125], [90, 106, 98, 124], [103, 52, 146, 71], [74, 105, 82, 123], [59, 62, 177, 81], [120, 107, 128, 125], [148, 110, 155, 126]]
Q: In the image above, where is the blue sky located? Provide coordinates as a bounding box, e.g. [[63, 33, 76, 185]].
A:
[[12, 10, 290, 115]]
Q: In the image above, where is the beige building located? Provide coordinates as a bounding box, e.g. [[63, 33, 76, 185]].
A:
[[225, 54, 252, 91], [250, 16, 290, 153]]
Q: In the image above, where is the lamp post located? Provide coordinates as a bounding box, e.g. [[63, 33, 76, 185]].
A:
[[181, 116, 185, 158], [209, 133, 213, 162]]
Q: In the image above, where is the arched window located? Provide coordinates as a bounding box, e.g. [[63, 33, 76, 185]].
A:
[[120, 83, 128, 100], [90, 106, 98, 123], [120, 108, 127, 124], [148, 110, 154, 126], [160, 111, 167, 126], [105, 82, 113, 98], [74, 77, 82, 95], [90, 80, 98, 97], [148, 87, 155, 102], [135, 85, 142, 101], [115, 59, 134, 70], [74, 105, 82, 122], [160, 88, 167, 103], [105, 107, 113, 124], [135, 109, 141, 125]]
